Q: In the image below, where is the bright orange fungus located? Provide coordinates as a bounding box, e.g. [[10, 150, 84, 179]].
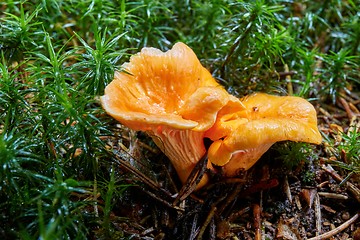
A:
[[101, 42, 322, 188]]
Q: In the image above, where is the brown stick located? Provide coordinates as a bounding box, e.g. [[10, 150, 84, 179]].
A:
[[339, 97, 355, 120], [253, 203, 262, 240], [227, 206, 251, 222], [318, 192, 348, 200]]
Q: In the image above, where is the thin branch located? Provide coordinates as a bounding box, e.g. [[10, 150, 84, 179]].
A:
[[196, 205, 217, 240], [308, 213, 359, 240], [253, 203, 262, 240], [322, 164, 360, 203], [314, 193, 322, 236], [173, 153, 209, 205]]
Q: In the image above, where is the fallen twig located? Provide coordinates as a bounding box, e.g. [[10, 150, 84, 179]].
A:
[[284, 175, 292, 203], [227, 206, 251, 222], [314, 193, 322, 237], [308, 213, 359, 240], [173, 153, 209, 205], [111, 149, 162, 191], [196, 204, 217, 240], [189, 214, 199, 240], [322, 164, 360, 203], [217, 184, 243, 215], [318, 192, 348, 200], [253, 203, 262, 240], [109, 149, 186, 210], [339, 97, 355, 120]]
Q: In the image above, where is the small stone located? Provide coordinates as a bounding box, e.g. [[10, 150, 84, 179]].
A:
[[323, 221, 331, 226], [341, 211, 350, 220]]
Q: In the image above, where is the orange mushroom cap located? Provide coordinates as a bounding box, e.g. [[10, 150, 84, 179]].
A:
[[101, 42, 239, 186], [101, 42, 232, 132], [205, 93, 322, 176]]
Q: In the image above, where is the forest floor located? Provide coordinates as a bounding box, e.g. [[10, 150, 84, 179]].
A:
[[103, 92, 360, 239]]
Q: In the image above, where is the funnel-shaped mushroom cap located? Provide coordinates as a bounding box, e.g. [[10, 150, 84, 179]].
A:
[[101, 42, 237, 186], [101, 42, 230, 132], [206, 93, 322, 176]]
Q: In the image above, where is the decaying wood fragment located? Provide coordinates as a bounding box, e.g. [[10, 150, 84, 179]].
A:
[[301, 188, 317, 208], [276, 218, 300, 239]]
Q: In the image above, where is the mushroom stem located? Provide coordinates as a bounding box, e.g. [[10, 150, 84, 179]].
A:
[[208, 140, 273, 176], [150, 126, 210, 187]]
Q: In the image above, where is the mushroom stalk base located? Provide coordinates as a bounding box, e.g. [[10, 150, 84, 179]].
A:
[[150, 126, 210, 188]]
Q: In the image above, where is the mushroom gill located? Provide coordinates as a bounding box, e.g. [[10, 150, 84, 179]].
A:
[[205, 93, 322, 176], [101, 42, 240, 187]]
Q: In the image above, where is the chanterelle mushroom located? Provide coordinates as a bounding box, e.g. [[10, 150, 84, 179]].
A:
[[101, 42, 241, 187], [205, 93, 322, 176]]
